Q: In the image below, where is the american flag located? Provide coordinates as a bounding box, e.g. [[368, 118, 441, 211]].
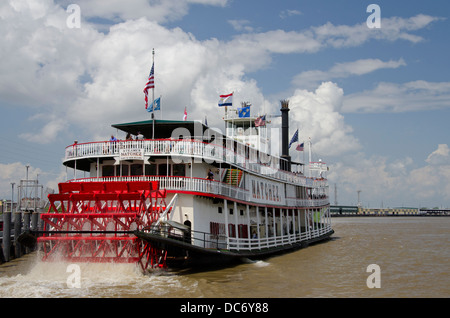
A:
[[255, 115, 266, 127], [296, 142, 304, 151], [143, 63, 154, 109]]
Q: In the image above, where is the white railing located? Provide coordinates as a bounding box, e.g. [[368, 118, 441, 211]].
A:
[[227, 224, 333, 251], [69, 175, 328, 208], [64, 139, 328, 188]]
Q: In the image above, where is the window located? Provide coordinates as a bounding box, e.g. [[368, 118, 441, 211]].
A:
[[102, 165, 114, 177], [145, 164, 157, 176], [173, 164, 186, 177], [218, 207, 222, 214], [130, 164, 143, 176], [116, 164, 129, 177], [159, 164, 171, 176]]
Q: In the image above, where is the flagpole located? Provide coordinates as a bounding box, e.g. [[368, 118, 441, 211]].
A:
[[308, 137, 312, 178], [297, 125, 300, 170], [152, 48, 155, 140], [160, 95, 163, 120]]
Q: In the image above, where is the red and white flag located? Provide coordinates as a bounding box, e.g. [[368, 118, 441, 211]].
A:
[[218, 93, 233, 107], [183, 107, 187, 121], [143, 62, 154, 109]]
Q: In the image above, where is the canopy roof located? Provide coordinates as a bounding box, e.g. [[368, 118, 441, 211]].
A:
[[111, 119, 212, 139]]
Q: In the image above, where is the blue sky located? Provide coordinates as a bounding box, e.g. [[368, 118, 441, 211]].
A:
[[1, 0, 450, 208]]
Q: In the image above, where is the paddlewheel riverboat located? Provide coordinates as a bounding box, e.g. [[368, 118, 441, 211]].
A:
[[36, 100, 333, 270]]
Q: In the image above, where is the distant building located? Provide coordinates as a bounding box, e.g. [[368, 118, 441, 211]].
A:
[[358, 207, 421, 216], [330, 206, 359, 216], [331, 206, 423, 216], [419, 208, 450, 216]]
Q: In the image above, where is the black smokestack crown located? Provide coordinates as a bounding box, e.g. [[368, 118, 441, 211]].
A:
[[280, 99, 291, 171]]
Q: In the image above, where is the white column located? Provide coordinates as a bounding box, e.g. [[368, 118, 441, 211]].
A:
[[246, 204, 251, 249], [234, 201, 239, 250], [292, 209, 296, 242], [312, 208, 316, 237], [273, 207, 276, 242], [224, 199, 229, 247], [264, 206, 268, 247], [256, 206, 261, 248], [288, 209, 295, 243], [280, 208, 283, 238], [305, 209, 310, 239]]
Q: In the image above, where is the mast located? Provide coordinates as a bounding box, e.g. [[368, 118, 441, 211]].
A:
[[308, 137, 312, 177], [151, 48, 155, 140]]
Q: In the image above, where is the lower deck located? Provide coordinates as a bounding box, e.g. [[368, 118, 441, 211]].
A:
[[161, 192, 332, 253], [135, 224, 334, 268]]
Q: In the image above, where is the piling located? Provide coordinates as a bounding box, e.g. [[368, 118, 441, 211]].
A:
[[2, 212, 12, 262], [14, 212, 22, 258]]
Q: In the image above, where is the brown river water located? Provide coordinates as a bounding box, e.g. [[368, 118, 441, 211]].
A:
[[0, 217, 448, 298]]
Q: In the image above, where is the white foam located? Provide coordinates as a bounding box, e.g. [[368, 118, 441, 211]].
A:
[[0, 259, 195, 298]]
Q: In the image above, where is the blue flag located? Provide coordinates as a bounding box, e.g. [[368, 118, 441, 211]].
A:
[[147, 97, 161, 112], [238, 106, 250, 118], [289, 129, 299, 148]]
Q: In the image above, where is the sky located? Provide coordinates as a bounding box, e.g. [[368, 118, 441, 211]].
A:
[[1, 0, 450, 208]]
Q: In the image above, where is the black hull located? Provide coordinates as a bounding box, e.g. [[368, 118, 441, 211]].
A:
[[134, 230, 334, 269]]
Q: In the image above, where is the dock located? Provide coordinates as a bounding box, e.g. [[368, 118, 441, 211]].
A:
[[330, 206, 449, 217]]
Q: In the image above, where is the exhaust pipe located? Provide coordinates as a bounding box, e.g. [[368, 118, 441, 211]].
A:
[[280, 99, 291, 172]]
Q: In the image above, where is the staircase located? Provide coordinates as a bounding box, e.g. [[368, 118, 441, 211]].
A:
[[224, 169, 243, 186]]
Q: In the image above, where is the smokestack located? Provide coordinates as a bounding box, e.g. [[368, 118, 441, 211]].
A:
[[280, 99, 291, 171]]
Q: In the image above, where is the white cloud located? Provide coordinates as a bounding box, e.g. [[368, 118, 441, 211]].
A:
[[0, 162, 43, 197], [0, 161, 69, 199], [293, 58, 406, 89], [343, 80, 450, 113], [55, 0, 228, 24], [329, 145, 450, 207], [228, 19, 255, 33], [279, 9, 302, 19], [287, 82, 360, 157], [426, 144, 450, 166], [312, 14, 443, 48]]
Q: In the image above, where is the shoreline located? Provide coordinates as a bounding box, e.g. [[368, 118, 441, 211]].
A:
[[331, 214, 449, 217]]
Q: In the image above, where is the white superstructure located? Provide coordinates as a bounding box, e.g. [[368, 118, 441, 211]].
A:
[[62, 102, 332, 258]]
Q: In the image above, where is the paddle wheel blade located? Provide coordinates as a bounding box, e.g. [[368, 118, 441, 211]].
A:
[[37, 181, 169, 271]]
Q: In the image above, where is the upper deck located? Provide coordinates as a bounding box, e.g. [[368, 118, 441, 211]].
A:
[[62, 119, 329, 208], [64, 137, 327, 189]]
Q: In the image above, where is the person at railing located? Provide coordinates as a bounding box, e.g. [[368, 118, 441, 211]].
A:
[[206, 169, 214, 192], [108, 135, 117, 153], [71, 140, 78, 157], [136, 131, 144, 140]]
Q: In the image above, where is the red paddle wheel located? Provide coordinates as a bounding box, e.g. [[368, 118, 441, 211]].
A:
[[37, 181, 169, 271]]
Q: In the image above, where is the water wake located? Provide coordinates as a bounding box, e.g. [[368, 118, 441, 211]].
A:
[[0, 256, 195, 298]]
